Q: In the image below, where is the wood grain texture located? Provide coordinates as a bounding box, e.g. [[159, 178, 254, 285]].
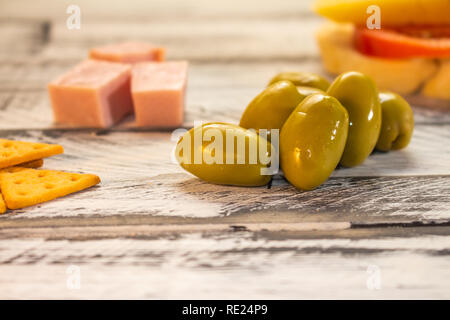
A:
[[1, 173, 448, 221], [43, 20, 320, 63], [0, 0, 313, 22], [0, 20, 49, 59], [0, 233, 449, 299]]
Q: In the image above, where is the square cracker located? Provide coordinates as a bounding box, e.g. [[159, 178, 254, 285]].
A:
[[0, 166, 29, 183], [0, 160, 43, 184], [1, 169, 100, 209], [0, 193, 6, 214], [16, 159, 43, 169], [0, 139, 63, 169]]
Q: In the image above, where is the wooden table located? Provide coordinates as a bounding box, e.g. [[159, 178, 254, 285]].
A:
[[0, 0, 449, 299]]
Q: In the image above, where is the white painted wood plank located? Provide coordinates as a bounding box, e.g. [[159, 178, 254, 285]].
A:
[[0, 234, 449, 299], [42, 19, 321, 62], [0, 20, 48, 59], [0, 0, 314, 22], [0, 222, 352, 239]]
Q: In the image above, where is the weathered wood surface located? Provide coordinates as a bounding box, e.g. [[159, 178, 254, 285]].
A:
[[1, 233, 450, 299], [0, 0, 449, 299]]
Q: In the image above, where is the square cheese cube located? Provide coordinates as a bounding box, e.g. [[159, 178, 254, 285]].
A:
[[132, 61, 188, 128], [48, 59, 133, 128], [89, 42, 165, 63]]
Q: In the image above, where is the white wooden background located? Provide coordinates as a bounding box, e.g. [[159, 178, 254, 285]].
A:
[[0, 0, 449, 299]]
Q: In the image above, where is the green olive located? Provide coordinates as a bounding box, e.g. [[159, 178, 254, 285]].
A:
[[280, 94, 349, 191], [376, 92, 414, 151], [239, 80, 303, 131], [268, 72, 330, 91], [326, 71, 381, 167], [175, 122, 273, 186], [297, 86, 325, 98]]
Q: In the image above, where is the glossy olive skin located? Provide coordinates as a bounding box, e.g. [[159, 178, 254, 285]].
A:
[[268, 72, 330, 91], [327, 71, 381, 167], [297, 86, 325, 98], [280, 94, 349, 191], [376, 92, 414, 151], [175, 122, 273, 186], [239, 81, 303, 131]]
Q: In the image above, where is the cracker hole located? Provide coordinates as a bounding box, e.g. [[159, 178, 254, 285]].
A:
[[38, 172, 46, 178], [44, 183, 55, 189], [71, 176, 79, 182], [3, 142, 12, 148], [14, 180, 23, 185], [33, 145, 44, 150], [18, 191, 27, 196]]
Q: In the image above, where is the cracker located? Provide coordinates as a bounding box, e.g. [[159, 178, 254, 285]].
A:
[[0, 164, 44, 185], [0, 169, 100, 209], [0, 159, 44, 173], [0, 166, 29, 183], [0, 139, 63, 169], [0, 193, 6, 214], [15, 159, 44, 169]]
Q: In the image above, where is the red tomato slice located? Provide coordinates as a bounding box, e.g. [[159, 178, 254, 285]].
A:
[[354, 27, 450, 59]]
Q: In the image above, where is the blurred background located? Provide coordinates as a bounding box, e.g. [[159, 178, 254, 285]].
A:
[[0, 0, 332, 128], [0, 0, 320, 62]]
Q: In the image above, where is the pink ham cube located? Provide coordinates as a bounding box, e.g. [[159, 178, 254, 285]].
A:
[[48, 59, 133, 128], [131, 61, 188, 128], [89, 42, 165, 64]]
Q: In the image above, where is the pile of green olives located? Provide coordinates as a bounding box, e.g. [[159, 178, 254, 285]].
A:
[[176, 71, 414, 190]]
